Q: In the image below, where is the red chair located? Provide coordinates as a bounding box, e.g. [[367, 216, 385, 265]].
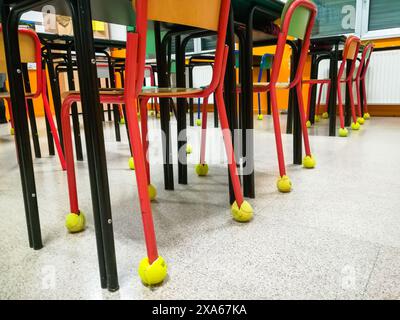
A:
[[235, 0, 318, 193], [61, 0, 251, 286], [0, 28, 66, 170], [355, 43, 374, 121], [304, 35, 362, 137]]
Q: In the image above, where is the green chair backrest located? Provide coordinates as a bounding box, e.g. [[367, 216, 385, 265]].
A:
[[281, 0, 312, 40]]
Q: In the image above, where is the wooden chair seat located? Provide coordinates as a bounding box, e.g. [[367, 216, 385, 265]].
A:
[[139, 87, 204, 97]]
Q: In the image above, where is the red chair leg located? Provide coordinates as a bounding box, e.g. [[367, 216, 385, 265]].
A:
[[61, 98, 80, 214], [42, 94, 66, 170], [362, 79, 369, 114], [214, 88, 244, 207], [296, 84, 312, 157], [355, 80, 362, 118], [337, 83, 346, 129], [347, 81, 358, 124], [316, 83, 324, 116], [125, 97, 159, 264], [270, 88, 287, 178], [200, 97, 209, 165], [139, 97, 150, 182]]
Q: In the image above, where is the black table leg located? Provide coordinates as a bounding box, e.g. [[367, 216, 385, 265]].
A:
[[188, 65, 194, 127], [213, 94, 219, 128], [2, 4, 42, 250], [266, 69, 271, 115], [22, 63, 41, 159], [155, 22, 174, 190], [328, 45, 339, 136], [70, 0, 119, 292], [225, 7, 238, 204], [66, 46, 84, 161], [44, 47, 64, 151], [175, 35, 188, 185], [292, 41, 302, 165], [308, 54, 318, 124]]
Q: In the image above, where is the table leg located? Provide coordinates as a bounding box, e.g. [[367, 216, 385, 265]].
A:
[[22, 64, 41, 159], [225, 7, 238, 204], [155, 22, 174, 190], [175, 35, 188, 185], [70, 0, 119, 291], [2, 4, 42, 250], [328, 45, 339, 136], [188, 65, 194, 126], [66, 46, 84, 161], [292, 41, 302, 165], [308, 54, 318, 124]]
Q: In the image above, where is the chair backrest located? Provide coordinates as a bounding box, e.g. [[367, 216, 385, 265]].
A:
[[337, 35, 361, 82], [131, 0, 230, 96], [281, 0, 312, 40], [135, 0, 222, 31], [269, 0, 317, 86], [360, 43, 374, 80], [0, 28, 43, 97]]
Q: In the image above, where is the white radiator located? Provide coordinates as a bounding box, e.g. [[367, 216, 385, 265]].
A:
[[317, 49, 400, 105]]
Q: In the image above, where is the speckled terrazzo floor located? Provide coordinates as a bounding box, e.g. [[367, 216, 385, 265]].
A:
[[1, 113, 400, 300]]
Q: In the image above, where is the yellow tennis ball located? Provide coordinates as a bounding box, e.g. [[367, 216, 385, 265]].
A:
[[138, 256, 167, 286], [306, 120, 311, 128], [339, 128, 348, 137], [196, 119, 202, 126], [231, 200, 253, 222], [195, 163, 209, 176], [119, 117, 125, 125], [186, 144, 193, 154], [277, 175, 292, 193], [65, 212, 86, 233], [257, 114, 263, 120], [128, 157, 135, 170], [148, 184, 157, 201], [303, 155, 316, 169]]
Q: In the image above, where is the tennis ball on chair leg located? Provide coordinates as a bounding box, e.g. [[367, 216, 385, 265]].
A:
[[196, 119, 202, 126], [257, 114, 263, 120], [322, 112, 329, 119], [303, 155, 316, 169], [339, 128, 348, 137], [231, 201, 253, 222], [65, 212, 86, 233], [306, 120, 311, 128], [138, 256, 168, 286], [195, 163, 209, 176], [314, 115, 320, 122], [363, 113, 371, 120], [119, 117, 125, 125], [277, 175, 292, 193], [128, 157, 135, 170], [357, 117, 365, 125], [351, 122, 360, 130], [148, 184, 157, 201], [186, 143, 193, 154], [10, 127, 14, 135]]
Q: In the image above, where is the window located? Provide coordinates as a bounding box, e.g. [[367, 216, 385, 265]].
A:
[[362, 0, 400, 39], [312, 0, 358, 37]]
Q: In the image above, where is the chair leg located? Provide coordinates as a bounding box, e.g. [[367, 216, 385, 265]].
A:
[[337, 83, 348, 137], [269, 87, 291, 192], [61, 98, 86, 233], [139, 98, 151, 183], [347, 81, 360, 131], [362, 79, 370, 118], [42, 94, 66, 170], [5, 98, 14, 134], [215, 87, 253, 222], [316, 83, 324, 117], [355, 80, 365, 125], [295, 84, 315, 168], [306, 83, 313, 122], [196, 97, 209, 176], [125, 97, 162, 269], [200, 97, 208, 164]]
